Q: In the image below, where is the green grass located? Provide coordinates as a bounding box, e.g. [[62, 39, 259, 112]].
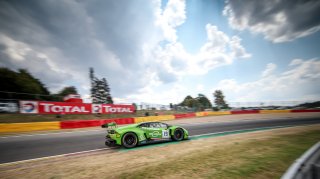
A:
[[118, 129, 320, 179], [0, 110, 185, 123]]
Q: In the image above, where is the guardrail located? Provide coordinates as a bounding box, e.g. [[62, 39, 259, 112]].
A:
[[281, 142, 320, 179]]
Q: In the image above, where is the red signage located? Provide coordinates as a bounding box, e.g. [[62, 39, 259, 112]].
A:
[[92, 104, 135, 114], [20, 101, 134, 114], [38, 102, 92, 114]]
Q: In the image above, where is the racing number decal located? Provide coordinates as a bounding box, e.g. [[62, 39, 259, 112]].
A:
[[162, 130, 169, 138]]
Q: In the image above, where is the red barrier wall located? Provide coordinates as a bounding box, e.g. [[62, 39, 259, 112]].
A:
[[16, 109, 320, 131], [60, 118, 134, 129], [60, 120, 101, 129], [231, 110, 260, 115], [291, 109, 320, 113], [174, 113, 196, 119]]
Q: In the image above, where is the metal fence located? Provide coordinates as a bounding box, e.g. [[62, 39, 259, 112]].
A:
[[227, 101, 316, 108]]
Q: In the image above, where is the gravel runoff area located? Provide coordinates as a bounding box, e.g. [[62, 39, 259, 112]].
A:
[[0, 123, 320, 178]]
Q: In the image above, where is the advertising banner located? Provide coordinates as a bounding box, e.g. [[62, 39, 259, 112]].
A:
[[38, 101, 92, 114], [91, 104, 135, 114], [19, 101, 135, 114]]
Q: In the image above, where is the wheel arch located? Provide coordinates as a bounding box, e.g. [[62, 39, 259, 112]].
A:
[[121, 129, 145, 143], [169, 126, 189, 139], [168, 126, 179, 136]]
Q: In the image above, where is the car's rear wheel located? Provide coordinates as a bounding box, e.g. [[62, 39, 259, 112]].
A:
[[172, 128, 184, 141], [122, 132, 138, 148]]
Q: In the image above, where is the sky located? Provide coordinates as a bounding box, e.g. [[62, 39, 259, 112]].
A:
[[0, 0, 320, 105]]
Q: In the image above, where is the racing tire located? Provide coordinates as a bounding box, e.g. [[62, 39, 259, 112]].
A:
[[122, 132, 138, 148], [172, 128, 184, 141]]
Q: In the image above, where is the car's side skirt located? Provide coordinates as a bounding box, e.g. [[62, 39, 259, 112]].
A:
[[139, 138, 172, 145]]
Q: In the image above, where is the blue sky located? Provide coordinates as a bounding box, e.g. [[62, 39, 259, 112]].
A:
[[0, 0, 320, 105]]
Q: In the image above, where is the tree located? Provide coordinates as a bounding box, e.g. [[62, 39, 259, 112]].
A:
[[51, 86, 78, 101], [89, 68, 113, 104], [196, 94, 212, 110], [213, 90, 229, 109], [103, 78, 113, 104], [180, 95, 194, 107], [58, 86, 78, 97], [0, 68, 51, 100], [180, 95, 211, 111], [132, 103, 137, 112]]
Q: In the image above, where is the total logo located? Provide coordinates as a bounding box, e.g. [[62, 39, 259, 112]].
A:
[[20, 101, 38, 113], [92, 104, 102, 113], [149, 131, 161, 138], [91, 104, 133, 114]]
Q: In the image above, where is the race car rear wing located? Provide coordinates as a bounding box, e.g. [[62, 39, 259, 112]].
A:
[[101, 122, 117, 129]]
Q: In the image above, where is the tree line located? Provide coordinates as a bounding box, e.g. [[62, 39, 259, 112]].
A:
[[0, 67, 113, 103], [177, 90, 229, 111], [0, 67, 78, 101]]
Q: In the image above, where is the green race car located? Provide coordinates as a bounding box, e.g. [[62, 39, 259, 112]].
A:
[[101, 121, 189, 148]]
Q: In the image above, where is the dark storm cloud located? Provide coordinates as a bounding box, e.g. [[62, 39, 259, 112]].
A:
[[0, 0, 159, 96], [224, 0, 320, 42]]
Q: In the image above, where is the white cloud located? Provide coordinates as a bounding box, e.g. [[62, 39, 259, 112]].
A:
[[155, 0, 186, 42], [212, 58, 320, 102], [150, 23, 251, 80], [223, 0, 320, 43], [126, 84, 187, 104], [0, 35, 31, 61], [0, 0, 251, 104], [289, 59, 303, 66], [196, 84, 204, 92], [229, 36, 252, 59], [262, 63, 277, 77]]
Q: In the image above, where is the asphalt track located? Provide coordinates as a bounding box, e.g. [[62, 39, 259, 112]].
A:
[[0, 116, 320, 164]]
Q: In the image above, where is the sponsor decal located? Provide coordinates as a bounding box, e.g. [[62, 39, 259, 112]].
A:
[[20, 101, 38, 114], [139, 134, 146, 141], [149, 131, 161, 138]]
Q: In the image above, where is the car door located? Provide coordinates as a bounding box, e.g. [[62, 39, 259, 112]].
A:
[[158, 123, 170, 139], [143, 122, 163, 139]]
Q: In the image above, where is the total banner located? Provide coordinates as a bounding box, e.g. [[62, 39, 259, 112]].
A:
[[20, 101, 135, 114], [91, 104, 135, 114]]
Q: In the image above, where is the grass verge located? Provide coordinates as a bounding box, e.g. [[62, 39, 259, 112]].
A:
[[119, 127, 320, 179]]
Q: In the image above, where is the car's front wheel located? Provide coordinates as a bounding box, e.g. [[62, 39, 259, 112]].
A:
[[122, 132, 138, 148], [172, 128, 184, 141]]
